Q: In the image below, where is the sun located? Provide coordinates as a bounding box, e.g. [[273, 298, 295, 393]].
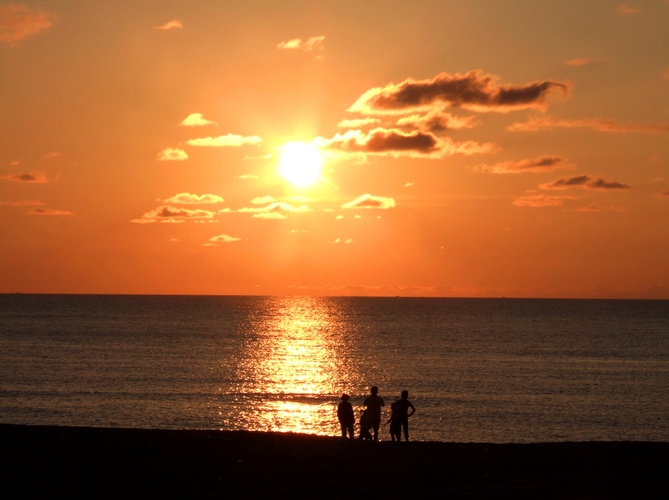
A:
[[279, 142, 323, 186]]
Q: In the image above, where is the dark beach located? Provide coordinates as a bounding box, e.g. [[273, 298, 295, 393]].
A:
[[2, 424, 668, 499]]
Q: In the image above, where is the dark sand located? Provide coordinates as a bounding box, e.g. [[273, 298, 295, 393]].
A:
[[2, 424, 668, 499]]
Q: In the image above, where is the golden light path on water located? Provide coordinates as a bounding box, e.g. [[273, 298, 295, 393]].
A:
[[224, 297, 362, 435]]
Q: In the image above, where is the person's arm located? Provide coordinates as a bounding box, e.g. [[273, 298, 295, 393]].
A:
[[408, 402, 416, 417]]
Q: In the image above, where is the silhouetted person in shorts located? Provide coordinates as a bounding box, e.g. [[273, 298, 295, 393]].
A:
[[337, 393, 355, 439], [363, 386, 385, 441], [395, 390, 416, 441]]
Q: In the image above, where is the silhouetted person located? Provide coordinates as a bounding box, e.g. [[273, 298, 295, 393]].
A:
[[337, 393, 355, 439], [395, 390, 416, 441], [358, 409, 373, 440], [386, 400, 402, 442], [363, 386, 385, 441]]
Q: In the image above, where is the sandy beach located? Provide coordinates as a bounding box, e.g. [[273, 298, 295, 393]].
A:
[[2, 424, 667, 499]]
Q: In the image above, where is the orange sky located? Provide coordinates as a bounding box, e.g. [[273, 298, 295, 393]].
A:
[[1, 1, 668, 298]]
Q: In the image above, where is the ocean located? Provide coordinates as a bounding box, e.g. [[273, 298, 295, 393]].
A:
[[1, 294, 668, 443]]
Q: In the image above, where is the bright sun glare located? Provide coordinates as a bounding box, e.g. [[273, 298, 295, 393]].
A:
[[279, 142, 323, 187]]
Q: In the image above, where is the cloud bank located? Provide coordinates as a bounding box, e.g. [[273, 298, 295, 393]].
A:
[[348, 71, 569, 114], [0, 4, 53, 46]]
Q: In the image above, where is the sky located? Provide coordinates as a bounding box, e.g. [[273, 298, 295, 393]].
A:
[[1, 0, 668, 298]]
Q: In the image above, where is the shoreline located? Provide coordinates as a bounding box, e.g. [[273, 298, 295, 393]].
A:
[[2, 424, 668, 498]]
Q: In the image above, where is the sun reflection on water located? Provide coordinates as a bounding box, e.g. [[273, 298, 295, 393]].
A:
[[224, 297, 360, 435]]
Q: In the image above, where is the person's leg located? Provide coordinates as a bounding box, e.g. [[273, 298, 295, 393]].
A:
[[372, 419, 380, 441], [402, 419, 409, 441], [347, 423, 354, 439], [340, 422, 347, 438]]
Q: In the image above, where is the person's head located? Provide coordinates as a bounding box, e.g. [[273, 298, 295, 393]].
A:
[[341, 393, 350, 401], [371, 386, 378, 396], [401, 390, 409, 399]]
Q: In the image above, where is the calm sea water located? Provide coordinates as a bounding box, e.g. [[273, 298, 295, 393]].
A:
[[1, 295, 668, 443]]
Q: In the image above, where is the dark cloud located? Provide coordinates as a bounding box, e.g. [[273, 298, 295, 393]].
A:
[[313, 127, 496, 158], [475, 155, 567, 174], [541, 175, 631, 190], [349, 71, 569, 114], [395, 111, 476, 132], [131, 205, 215, 223], [0, 172, 47, 183], [28, 208, 73, 216], [342, 194, 395, 209]]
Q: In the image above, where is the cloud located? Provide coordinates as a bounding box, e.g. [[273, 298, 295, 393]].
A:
[[236, 174, 259, 179], [615, 4, 639, 14], [0, 4, 53, 46], [574, 204, 627, 212], [243, 153, 272, 161], [540, 175, 632, 190], [277, 36, 324, 51], [163, 193, 224, 204], [0, 172, 47, 183], [403, 182, 414, 187], [186, 134, 262, 147], [337, 118, 381, 128], [508, 115, 669, 133], [157, 148, 188, 161], [474, 155, 569, 174], [27, 208, 73, 216], [156, 20, 182, 30], [251, 195, 275, 205], [334, 238, 353, 244], [313, 127, 496, 158], [565, 58, 602, 66], [237, 201, 312, 214], [253, 212, 287, 219], [0, 199, 43, 206], [132, 205, 216, 223], [180, 113, 218, 127], [658, 190, 669, 197], [335, 215, 344, 219], [43, 151, 62, 159], [342, 194, 396, 210], [513, 195, 577, 207], [210, 234, 241, 243], [348, 70, 570, 115], [396, 111, 477, 131]]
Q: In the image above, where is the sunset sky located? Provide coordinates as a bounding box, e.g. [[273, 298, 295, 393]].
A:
[[1, 0, 668, 298]]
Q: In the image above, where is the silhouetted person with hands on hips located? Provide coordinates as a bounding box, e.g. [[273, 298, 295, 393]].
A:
[[337, 393, 355, 439], [395, 390, 416, 441], [363, 386, 385, 441]]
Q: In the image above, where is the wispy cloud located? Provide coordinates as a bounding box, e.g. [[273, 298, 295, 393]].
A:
[[253, 212, 287, 219], [186, 134, 262, 147], [565, 58, 602, 66], [180, 113, 218, 127], [403, 182, 414, 187], [508, 115, 669, 133], [474, 156, 569, 174], [157, 148, 188, 161], [396, 111, 477, 132], [334, 238, 353, 244], [337, 118, 381, 128], [574, 204, 628, 212], [236, 201, 312, 215], [131, 205, 216, 223], [0, 4, 53, 46], [163, 193, 224, 204], [156, 20, 182, 30], [615, 4, 639, 14], [236, 174, 258, 179], [0, 199, 43, 206], [540, 175, 631, 190], [28, 208, 73, 216], [342, 194, 396, 209], [513, 194, 577, 207], [0, 172, 47, 183], [277, 36, 324, 51], [210, 234, 241, 243], [313, 127, 496, 159], [348, 71, 570, 114]]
